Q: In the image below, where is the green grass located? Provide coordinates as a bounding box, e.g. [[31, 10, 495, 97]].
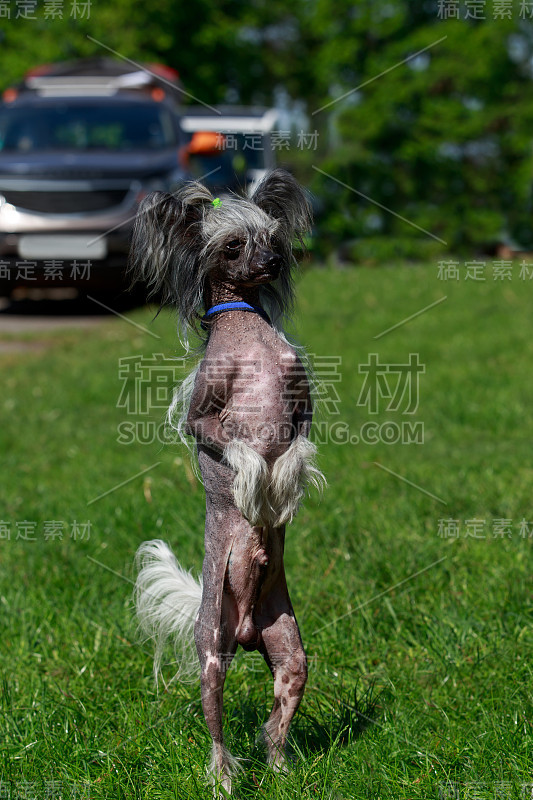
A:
[[1, 263, 532, 799]]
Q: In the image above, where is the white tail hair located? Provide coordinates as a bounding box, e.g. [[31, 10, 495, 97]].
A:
[[135, 539, 203, 685]]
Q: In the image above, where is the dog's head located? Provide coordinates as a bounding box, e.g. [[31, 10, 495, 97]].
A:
[[128, 169, 312, 337], [199, 196, 283, 288]]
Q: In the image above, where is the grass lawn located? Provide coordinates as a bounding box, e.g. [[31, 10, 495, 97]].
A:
[[1, 263, 532, 799]]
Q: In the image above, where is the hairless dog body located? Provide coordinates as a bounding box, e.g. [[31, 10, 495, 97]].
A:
[[130, 170, 325, 795]]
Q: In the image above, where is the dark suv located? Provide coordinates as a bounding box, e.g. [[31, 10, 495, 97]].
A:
[[0, 60, 188, 295]]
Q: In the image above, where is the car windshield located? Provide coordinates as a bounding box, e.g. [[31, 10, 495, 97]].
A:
[[187, 133, 270, 190], [0, 101, 177, 152]]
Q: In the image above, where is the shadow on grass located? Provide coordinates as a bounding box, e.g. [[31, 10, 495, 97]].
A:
[[293, 677, 386, 754], [223, 677, 388, 795], [220, 678, 388, 798]]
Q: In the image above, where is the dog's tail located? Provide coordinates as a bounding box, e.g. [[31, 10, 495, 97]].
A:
[[135, 539, 203, 685]]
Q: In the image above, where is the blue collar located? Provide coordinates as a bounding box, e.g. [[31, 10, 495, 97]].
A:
[[201, 301, 271, 330]]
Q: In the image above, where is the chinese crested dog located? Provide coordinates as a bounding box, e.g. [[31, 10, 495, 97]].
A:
[[129, 169, 325, 795]]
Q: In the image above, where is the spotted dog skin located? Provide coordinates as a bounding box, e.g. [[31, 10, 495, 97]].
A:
[[190, 312, 314, 779], [130, 169, 325, 794]]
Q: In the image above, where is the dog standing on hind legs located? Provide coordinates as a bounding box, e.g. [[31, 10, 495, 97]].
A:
[[130, 169, 326, 795]]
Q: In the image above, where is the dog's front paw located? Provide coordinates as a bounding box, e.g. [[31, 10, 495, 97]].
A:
[[269, 435, 326, 526], [222, 439, 270, 525]]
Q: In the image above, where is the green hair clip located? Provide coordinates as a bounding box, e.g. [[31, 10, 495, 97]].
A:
[[212, 198, 222, 208]]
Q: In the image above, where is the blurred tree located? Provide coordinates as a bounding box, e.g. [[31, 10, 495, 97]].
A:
[[0, 0, 316, 105], [308, 11, 533, 253]]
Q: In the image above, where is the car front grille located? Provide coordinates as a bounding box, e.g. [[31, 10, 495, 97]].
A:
[[1, 189, 130, 214]]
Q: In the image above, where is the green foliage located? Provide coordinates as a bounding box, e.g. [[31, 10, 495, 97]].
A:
[[0, 0, 315, 106], [311, 17, 533, 252]]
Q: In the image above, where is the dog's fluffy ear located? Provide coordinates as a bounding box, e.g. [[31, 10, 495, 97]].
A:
[[251, 168, 313, 244], [128, 181, 213, 324]]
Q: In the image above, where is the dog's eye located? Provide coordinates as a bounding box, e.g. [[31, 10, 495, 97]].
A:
[[224, 240, 242, 260]]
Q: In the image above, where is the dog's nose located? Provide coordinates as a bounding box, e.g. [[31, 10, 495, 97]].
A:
[[259, 250, 282, 270]]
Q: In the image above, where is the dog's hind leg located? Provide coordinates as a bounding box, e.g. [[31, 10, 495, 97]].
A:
[[195, 502, 241, 796], [195, 583, 239, 796], [256, 559, 308, 771]]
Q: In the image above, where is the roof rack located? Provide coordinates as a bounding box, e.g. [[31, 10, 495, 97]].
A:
[[9, 57, 182, 101], [26, 72, 161, 97]]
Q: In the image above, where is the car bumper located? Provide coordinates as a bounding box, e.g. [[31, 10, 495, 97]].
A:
[[0, 200, 137, 292], [0, 233, 132, 294]]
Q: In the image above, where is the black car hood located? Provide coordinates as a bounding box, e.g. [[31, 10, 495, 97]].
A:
[[0, 149, 182, 181]]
